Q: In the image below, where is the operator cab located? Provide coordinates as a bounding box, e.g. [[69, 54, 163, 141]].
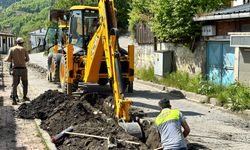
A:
[[69, 6, 99, 53]]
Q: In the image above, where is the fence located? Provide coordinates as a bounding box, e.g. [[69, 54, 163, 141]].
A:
[[134, 23, 154, 44]]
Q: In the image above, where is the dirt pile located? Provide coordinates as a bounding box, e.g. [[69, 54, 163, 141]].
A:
[[17, 90, 154, 149], [18, 90, 73, 120]]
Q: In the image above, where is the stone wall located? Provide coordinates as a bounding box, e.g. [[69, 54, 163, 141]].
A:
[[119, 35, 206, 75], [134, 41, 206, 75], [134, 43, 155, 69]]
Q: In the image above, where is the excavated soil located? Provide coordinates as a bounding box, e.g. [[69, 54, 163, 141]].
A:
[[17, 90, 161, 150]]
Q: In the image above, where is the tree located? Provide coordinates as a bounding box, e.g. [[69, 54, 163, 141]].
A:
[[128, 0, 152, 34], [54, 0, 130, 31], [115, 0, 131, 31], [150, 0, 199, 43], [129, 0, 230, 45], [54, 0, 97, 9]]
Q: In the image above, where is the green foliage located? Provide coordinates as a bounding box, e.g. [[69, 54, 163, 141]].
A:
[[128, 0, 151, 35], [0, 0, 131, 47], [218, 83, 250, 111], [0, 6, 3, 12], [115, 0, 131, 31], [160, 72, 201, 92], [197, 0, 231, 14], [53, 0, 83, 9], [129, 0, 230, 44], [0, 0, 21, 9], [135, 67, 250, 111], [0, 0, 51, 40], [54, 0, 130, 31], [150, 0, 200, 43], [135, 66, 157, 82], [197, 81, 224, 96]]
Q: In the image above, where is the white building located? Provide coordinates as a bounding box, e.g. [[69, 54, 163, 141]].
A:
[[29, 28, 47, 49], [0, 32, 15, 54], [233, 0, 250, 6]]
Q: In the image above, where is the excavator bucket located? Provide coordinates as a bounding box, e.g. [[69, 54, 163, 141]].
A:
[[118, 121, 143, 138]]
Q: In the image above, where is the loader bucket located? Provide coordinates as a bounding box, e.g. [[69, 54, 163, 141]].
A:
[[118, 121, 143, 138]]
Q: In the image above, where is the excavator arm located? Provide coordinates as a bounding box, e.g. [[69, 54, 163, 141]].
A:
[[65, 0, 141, 137], [84, 0, 132, 121]]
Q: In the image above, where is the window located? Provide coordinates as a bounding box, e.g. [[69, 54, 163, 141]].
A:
[[70, 9, 98, 48], [83, 10, 99, 39], [70, 10, 83, 47]]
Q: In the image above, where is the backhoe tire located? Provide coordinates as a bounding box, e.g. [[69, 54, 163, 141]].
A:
[[47, 52, 53, 82], [67, 83, 72, 95], [59, 55, 77, 94], [52, 54, 62, 83], [59, 55, 67, 93]]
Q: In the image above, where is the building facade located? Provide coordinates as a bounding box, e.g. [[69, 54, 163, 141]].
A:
[[194, 3, 250, 86], [0, 32, 15, 54], [29, 28, 46, 49]]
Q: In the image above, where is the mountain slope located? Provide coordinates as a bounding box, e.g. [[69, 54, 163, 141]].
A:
[[0, 0, 51, 36]]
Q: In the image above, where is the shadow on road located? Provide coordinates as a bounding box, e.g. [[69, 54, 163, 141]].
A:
[[188, 143, 210, 150], [0, 60, 6, 91], [0, 105, 26, 150], [182, 111, 204, 116], [133, 101, 160, 111], [143, 110, 204, 118], [126, 89, 183, 100], [0, 60, 26, 149]]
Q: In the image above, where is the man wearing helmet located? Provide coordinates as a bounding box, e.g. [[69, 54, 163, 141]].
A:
[[4, 37, 30, 105]]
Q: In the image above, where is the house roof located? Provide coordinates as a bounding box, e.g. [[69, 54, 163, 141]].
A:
[[0, 32, 15, 36], [194, 3, 250, 21]]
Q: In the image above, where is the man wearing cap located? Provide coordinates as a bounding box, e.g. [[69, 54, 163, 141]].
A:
[[155, 98, 190, 150], [4, 37, 30, 105]]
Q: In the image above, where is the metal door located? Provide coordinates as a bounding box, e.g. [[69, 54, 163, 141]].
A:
[[207, 42, 235, 85]]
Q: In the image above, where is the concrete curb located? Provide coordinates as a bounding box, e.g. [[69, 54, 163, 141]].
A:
[[135, 78, 250, 116], [34, 119, 57, 150]]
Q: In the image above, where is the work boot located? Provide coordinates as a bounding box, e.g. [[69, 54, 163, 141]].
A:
[[12, 98, 17, 105], [23, 96, 30, 101], [10, 95, 19, 102]]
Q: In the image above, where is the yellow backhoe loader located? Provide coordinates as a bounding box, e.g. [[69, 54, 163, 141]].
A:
[[59, 0, 141, 137]]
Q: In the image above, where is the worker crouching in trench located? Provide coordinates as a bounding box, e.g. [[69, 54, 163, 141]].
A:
[[155, 98, 190, 150]]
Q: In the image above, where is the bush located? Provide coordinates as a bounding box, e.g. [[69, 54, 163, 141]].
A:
[[135, 66, 157, 82], [219, 83, 250, 111], [160, 72, 200, 92]]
